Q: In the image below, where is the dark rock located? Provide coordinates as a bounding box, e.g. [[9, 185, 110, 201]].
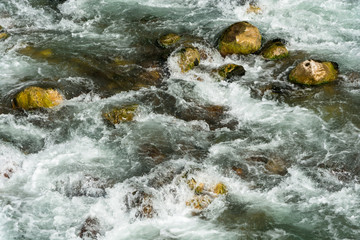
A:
[[79, 217, 101, 240]]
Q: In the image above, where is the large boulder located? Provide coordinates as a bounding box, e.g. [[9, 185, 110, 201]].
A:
[[13, 87, 63, 110], [178, 47, 200, 72], [261, 40, 289, 60], [218, 21, 262, 56], [158, 33, 181, 48], [289, 59, 338, 85]]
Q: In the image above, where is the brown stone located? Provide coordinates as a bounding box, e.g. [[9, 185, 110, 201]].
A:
[[289, 59, 338, 85]]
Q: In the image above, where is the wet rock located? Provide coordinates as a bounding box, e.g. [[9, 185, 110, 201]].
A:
[[178, 47, 200, 72], [186, 195, 212, 210], [158, 33, 181, 48], [13, 86, 63, 110], [138, 143, 166, 164], [213, 183, 228, 195], [0, 26, 9, 41], [246, 156, 269, 163], [18, 46, 53, 59], [218, 21, 262, 56], [247, 4, 262, 14], [79, 217, 101, 240], [125, 190, 155, 219], [261, 40, 289, 60], [218, 64, 246, 81], [265, 158, 288, 176], [289, 59, 339, 85], [232, 166, 244, 177], [55, 176, 108, 198], [247, 156, 288, 176], [175, 104, 237, 130], [102, 104, 138, 125]]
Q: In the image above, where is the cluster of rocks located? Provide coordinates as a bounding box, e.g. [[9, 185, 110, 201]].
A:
[[1, 6, 342, 239]]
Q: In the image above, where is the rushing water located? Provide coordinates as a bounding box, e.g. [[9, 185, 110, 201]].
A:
[[1, 0, 360, 239]]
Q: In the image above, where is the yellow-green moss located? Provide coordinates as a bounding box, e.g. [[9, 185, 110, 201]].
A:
[[213, 183, 228, 195], [218, 64, 245, 79], [289, 60, 338, 85], [218, 22, 261, 56], [158, 33, 181, 48], [178, 47, 200, 72], [0, 32, 9, 41], [103, 105, 139, 125], [261, 42, 289, 60], [14, 87, 63, 110]]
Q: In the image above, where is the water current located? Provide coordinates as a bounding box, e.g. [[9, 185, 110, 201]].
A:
[[1, 0, 360, 239]]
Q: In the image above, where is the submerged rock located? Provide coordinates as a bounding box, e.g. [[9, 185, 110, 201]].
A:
[[13, 87, 63, 110], [79, 217, 101, 240], [261, 40, 289, 60], [218, 64, 246, 80], [158, 33, 181, 48], [265, 158, 288, 176], [289, 59, 339, 85], [18, 46, 53, 59], [232, 166, 244, 177], [178, 47, 200, 72], [102, 104, 138, 125], [125, 190, 155, 219], [247, 156, 288, 176], [139, 143, 166, 164], [218, 21, 261, 56]]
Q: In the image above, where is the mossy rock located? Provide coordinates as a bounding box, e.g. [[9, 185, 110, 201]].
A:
[[178, 47, 200, 72], [213, 183, 228, 195], [247, 4, 262, 14], [18, 46, 53, 59], [186, 195, 212, 210], [218, 64, 246, 80], [289, 59, 339, 85], [158, 33, 181, 48], [218, 21, 262, 56], [13, 87, 63, 110], [0, 32, 9, 40], [261, 40, 289, 60], [102, 104, 138, 125]]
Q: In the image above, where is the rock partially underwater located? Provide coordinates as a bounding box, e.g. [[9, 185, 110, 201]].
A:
[[218, 21, 262, 56], [13, 86, 63, 110], [178, 47, 201, 72], [289, 59, 339, 85], [261, 40, 289, 60]]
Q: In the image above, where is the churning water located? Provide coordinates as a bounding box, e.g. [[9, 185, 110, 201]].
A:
[[1, 0, 360, 239]]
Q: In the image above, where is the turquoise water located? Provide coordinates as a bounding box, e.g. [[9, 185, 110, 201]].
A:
[[1, 0, 360, 239]]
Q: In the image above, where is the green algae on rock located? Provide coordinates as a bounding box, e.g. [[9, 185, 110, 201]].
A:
[[13, 86, 64, 110], [102, 104, 139, 125], [289, 59, 339, 85], [218, 21, 261, 56], [178, 47, 200, 72], [158, 33, 181, 48], [261, 40, 289, 60], [218, 64, 246, 80]]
